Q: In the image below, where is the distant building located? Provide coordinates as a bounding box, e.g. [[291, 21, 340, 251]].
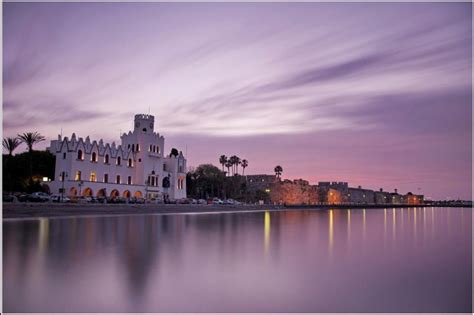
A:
[[317, 183, 425, 206], [318, 182, 349, 204], [45, 114, 187, 201], [374, 188, 391, 204], [403, 192, 424, 205], [348, 186, 375, 204], [246, 174, 277, 192]]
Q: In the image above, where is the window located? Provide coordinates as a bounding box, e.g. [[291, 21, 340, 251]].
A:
[[75, 171, 81, 181], [128, 158, 133, 167], [104, 174, 108, 183], [149, 144, 152, 152], [90, 172, 97, 182], [136, 144, 140, 152], [104, 154, 109, 164], [77, 150, 83, 160], [132, 144, 135, 152], [156, 146, 160, 154], [91, 152, 97, 162], [63, 152, 66, 159], [127, 176, 132, 185], [117, 156, 121, 166], [179, 165, 183, 173], [151, 177, 155, 186], [116, 175, 121, 184], [163, 164, 167, 171]]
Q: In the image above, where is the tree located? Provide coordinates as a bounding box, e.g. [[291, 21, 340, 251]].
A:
[[229, 155, 241, 175], [3, 137, 21, 156], [241, 159, 248, 175], [18, 132, 45, 152], [225, 160, 232, 176], [170, 148, 179, 157], [219, 155, 228, 172], [186, 164, 226, 199], [235, 156, 241, 175], [274, 165, 283, 179], [2, 150, 55, 193], [18, 132, 46, 179]]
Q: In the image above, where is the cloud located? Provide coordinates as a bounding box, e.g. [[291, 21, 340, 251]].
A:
[[3, 100, 113, 131]]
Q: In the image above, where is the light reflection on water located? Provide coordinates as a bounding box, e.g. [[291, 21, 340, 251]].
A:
[[3, 207, 472, 313]]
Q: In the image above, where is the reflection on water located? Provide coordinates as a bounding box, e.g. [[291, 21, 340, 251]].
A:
[[328, 210, 334, 257], [264, 211, 270, 254], [3, 208, 472, 313]]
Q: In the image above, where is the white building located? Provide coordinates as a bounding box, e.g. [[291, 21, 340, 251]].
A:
[[45, 114, 187, 201]]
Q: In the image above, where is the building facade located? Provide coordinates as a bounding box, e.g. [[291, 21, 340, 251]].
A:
[[45, 114, 187, 201]]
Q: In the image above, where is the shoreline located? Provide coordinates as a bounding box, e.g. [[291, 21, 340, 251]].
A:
[[2, 202, 469, 220]]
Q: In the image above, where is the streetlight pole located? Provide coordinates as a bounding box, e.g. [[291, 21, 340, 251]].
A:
[[79, 181, 83, 196], [61, 171, 68, 202]]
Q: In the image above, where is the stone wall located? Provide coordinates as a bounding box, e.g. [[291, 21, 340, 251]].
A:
[[269, 180, 319, 205]]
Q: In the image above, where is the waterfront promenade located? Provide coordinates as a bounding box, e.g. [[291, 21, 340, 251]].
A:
[[3, 202, 470, 220]]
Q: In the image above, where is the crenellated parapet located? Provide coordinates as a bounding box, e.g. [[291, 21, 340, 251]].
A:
[[51, 133, 133, 159]]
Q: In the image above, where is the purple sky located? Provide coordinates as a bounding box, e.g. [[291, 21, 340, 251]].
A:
[[3, 3, 472, 199]]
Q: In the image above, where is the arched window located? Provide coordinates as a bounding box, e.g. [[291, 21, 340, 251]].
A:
[[136, 143, 140, 152], [75, 171, 81, 181], [63, 152, 66, 159], [128, 158, 133, 167], [91, 152, 97, 162], [132, 144, 135, 152], [156, 146, 160, 154], [77, 150, 83, 160], [104, 154, 109, 164], [90, 172, 97, 182], [153, 145, 156, 153], [149, 144, 152, 152], [117, 156, 121, 166]]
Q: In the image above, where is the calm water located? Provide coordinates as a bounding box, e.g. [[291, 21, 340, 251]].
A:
[[3, 207, 472, 312]]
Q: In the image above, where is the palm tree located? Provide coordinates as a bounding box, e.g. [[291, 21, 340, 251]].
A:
[[274, 165, 283, 179], [18, 132, 46, 179], [235, 156, 241, 175], [219, 155, 228, 172], [228, 155, 236, 175], [3, 137, 21, 156], [241, 159, 248, 175], [18, 132, 45, 152], [225, 160, 232, 176]]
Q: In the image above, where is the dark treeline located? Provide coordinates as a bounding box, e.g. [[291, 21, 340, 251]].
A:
[[186, 164, 266, 202], [3, 151, 55, 193]]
